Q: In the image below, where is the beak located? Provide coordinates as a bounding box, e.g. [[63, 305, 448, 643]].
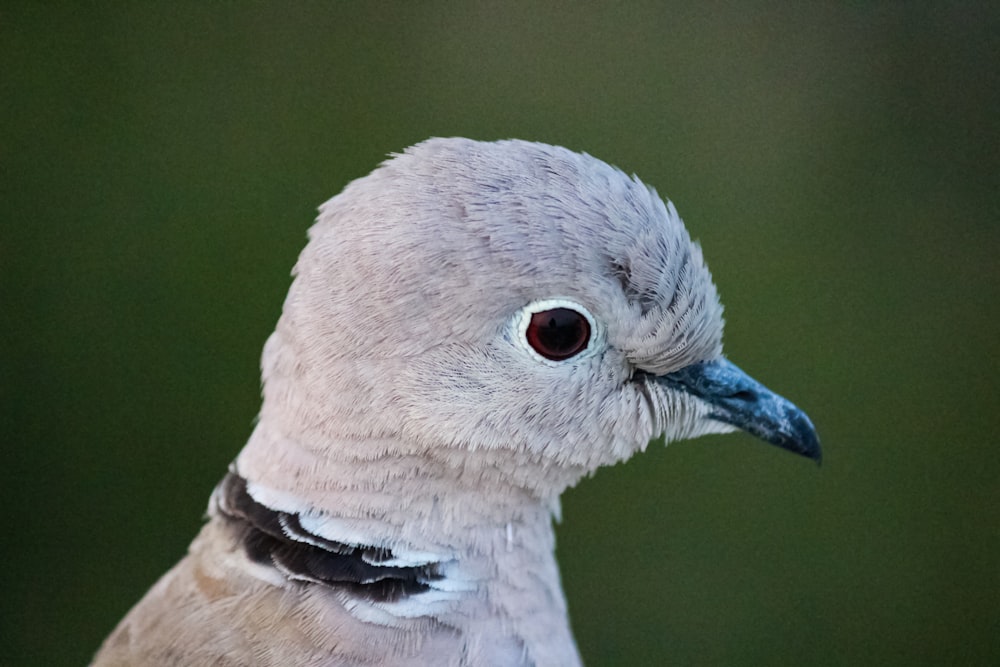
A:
[[659, 358, 821, 463]]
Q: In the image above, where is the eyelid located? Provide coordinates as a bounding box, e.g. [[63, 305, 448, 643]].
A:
[[514, 298, 601, 366]]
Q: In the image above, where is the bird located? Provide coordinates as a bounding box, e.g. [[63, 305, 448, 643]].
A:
[[92, 137, 819, 666]]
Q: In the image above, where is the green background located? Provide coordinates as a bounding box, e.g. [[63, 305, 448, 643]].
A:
[[4, 3, 998, 665]]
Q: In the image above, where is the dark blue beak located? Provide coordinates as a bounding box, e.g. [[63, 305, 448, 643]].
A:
[[660, 359, 821, 463]]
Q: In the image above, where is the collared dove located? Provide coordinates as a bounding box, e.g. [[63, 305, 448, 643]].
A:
[[92, 137, 819, 666]]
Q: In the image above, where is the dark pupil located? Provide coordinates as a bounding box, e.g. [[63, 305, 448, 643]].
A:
[[527, 308, 590, 361]]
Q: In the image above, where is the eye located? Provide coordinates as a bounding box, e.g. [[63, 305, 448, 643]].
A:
[[526, 308, 590, 360], [518, 300, 595, 362]]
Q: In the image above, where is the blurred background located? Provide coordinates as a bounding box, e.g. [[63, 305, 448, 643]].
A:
[[3, 3, 998, 665]]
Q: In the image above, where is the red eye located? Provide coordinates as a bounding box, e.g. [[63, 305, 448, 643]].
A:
[[525, 308, 591, 361]]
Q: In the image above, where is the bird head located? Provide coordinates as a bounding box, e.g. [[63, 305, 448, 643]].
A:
[[257, 138, 819, 501]]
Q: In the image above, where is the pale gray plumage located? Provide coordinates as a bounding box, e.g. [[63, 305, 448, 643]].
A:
[[93, 138, 819, 666]]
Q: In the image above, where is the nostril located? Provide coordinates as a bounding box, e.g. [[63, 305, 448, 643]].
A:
[[731, 390, 756, 402]]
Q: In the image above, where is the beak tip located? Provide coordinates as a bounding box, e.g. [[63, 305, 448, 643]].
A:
[[785, 411, 822, 465], [804, 436, 823, 466]]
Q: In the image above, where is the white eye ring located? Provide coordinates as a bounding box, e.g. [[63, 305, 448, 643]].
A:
[[514, 298, 600, 366]]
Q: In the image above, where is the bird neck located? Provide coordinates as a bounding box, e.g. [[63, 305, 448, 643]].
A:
[[231, 417, 583, 665], [235, 416, 566, 556]]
